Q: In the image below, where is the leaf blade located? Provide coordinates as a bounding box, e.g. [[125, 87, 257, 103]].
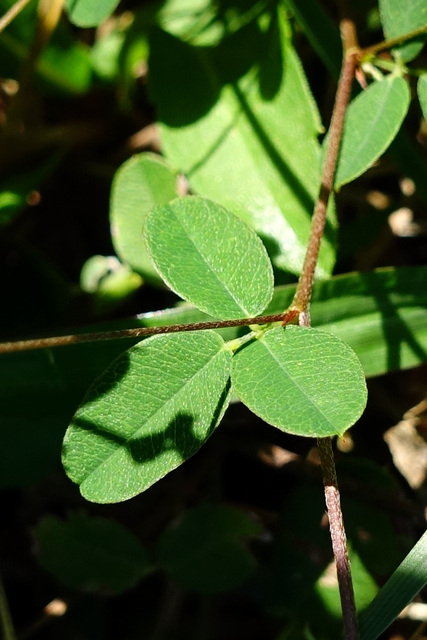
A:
[[379, 0, 427, 62], [144, 196, 274, 319], [232, 326, 367, 437], [62, 331, 232, 503], [333, 76, 410, 188]]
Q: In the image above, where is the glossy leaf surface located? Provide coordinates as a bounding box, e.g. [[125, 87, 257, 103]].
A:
[[145, 197, 273, 319], [232, 326, 367, 437], [65, 0, 121, 27], [158, 503, 262, 593], [110, 153, 177, 283], [35, 513, 151, 592], [379, 0, 427, 62], [149, 8, 336, 277], [62, 331, 232, 503], [333, 76, 410, 188]]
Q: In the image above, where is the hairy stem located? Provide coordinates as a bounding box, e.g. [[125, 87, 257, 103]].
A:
[[291, 3, 360, 638], [292, 51, 357, 313], [317, 438, 358, 640], [0, 310, 298, 354], [361, 23, 427, 58]]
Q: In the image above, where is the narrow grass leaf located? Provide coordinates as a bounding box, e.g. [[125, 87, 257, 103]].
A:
[[62, 331, 232, 503], [332, 76, 410, 188], [232, 326, 367, 437], [110, 153, 177, 283], [35, 513, 151, 593], [359, 530, 427, 640], [379, 0, 427, 62], [144, 196, 274, 320], [65, 0, 120, 27]]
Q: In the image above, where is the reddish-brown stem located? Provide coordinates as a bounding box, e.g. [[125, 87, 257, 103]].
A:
[[360, 23, 427, 58], [0, 310, 298, 354], [317, 438, 359, 640], [292, 51, 357, 313]]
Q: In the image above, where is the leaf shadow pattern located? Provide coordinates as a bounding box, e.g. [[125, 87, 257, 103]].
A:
[[363, 269, 427, 373]]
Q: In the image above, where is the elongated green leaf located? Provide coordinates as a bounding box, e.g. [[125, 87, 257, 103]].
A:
[[62, 331, 232, 503], [379, 0, 427, 62], [418, 74, 427, 122], [144, 197, 274, 319], [65, 0, 120, 27], [332, 76, 410, 188], [149, 8, 336, 277], [283, 0, 342, 78], [110, 153, 177, 283], [35, 513, 151, 593], [232, 326, 367, 437], [158, 503, 262, 593], [359, 530, 427, 640]]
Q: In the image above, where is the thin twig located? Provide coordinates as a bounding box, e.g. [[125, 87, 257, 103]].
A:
[[0, 0, 34, 34], [0, 572, 17, 640], [292, 52, 357, 313], [317, 438, 358, 640], [0, 310, 298, 354], [361, 23, 427, 58]]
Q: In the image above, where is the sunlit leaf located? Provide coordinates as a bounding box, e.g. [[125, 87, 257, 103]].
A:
[[158, 503, 262, 593], [379, 0, 427, 62], [332, 76, 410, 188], [149, 7, 336, 277], [62, 331, 232, 503], [145, 196, 274, 319], [418, 74, 427, 122], [35, 513, 151, 592], [232, 326, 367, 437], [110, 153, 177, 283]]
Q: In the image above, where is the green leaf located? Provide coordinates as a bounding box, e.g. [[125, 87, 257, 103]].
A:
[[34, 513, 151, 592], [158, 503, 262, 593], [149, 7, 336, 277], [379, 0, 427, 62], [62, 331, 232, 503], [359, 530, 427, 640], [144, 196, 274, 319], [418, 74, 427, 121], [110, 153, 177, 283], [266, 267, 427, 378], [283, 0, 342, 78], [332, 76, 410, 188], [231, 326, 367, 437], [65, 0, 121, 28]]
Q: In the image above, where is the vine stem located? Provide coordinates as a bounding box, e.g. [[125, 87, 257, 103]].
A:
[[0, 310, 298, 354], [290, 4, 360, 638], [0, 572, 17, 640]]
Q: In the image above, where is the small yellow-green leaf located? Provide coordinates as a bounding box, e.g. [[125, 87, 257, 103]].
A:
[[62, 331, 232, 503], [231, 326, 367, 437], [144, 196, 274, 320], [332, 76, 410, 188]]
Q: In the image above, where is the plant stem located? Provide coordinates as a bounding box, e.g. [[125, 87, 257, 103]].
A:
[[291, 3, 360, 638], [291, 51, 357, 313], [317, 438, 358, 640], [361, 23, 427, 58], [0, 0, 34, 34], [0, 310, 298, 354], [0, 572, 17, 640]]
